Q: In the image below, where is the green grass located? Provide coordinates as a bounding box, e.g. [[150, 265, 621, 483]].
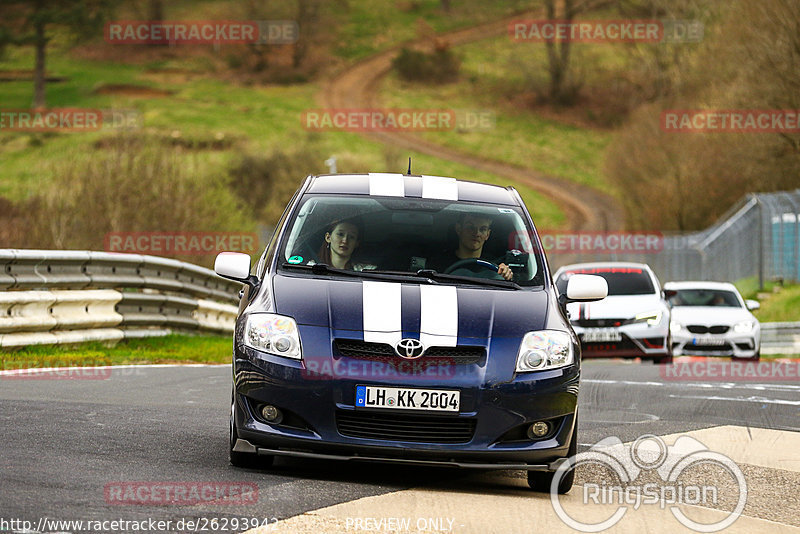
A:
[[0, 334, 232, 369], [328, 0, 533, 61], [751, 284, 800, 323], [0, 38, 565, 229], [379, 34, 619, 195]]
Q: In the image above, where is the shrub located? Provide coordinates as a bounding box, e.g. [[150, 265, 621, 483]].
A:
[[392, 45, 460, 84], [15, 135, 253, 267]]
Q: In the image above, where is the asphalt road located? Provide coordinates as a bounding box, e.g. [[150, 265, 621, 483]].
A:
[[0, 361, 797, 533]]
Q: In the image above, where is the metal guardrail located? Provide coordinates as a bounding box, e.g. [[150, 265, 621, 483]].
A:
[[2, 249, 797, 354], [760, 322, 800, 355], [0, 249, 241, 348]]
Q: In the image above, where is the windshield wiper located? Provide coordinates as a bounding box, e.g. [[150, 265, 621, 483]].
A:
[[368, 268, 521, 290], [281, 263, 436, 283]]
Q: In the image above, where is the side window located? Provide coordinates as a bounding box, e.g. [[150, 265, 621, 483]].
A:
[[258, 189, 301, 278]]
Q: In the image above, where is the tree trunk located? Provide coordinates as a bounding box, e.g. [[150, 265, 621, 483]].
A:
[[32, 19, 46, 109], [148, 0, 164, 21], [544, 0, 575, 104]]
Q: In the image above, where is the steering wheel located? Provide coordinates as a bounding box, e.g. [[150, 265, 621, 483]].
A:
[[444, 258, 501, 276]]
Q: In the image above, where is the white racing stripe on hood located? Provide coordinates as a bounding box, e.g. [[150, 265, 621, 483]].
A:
[[421, 175, 458, 200], [419, 285, 458, 347], [368, 173, 405, 197], [362, 281, 402, 346]]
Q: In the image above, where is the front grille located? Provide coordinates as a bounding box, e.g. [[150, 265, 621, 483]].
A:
[[336, 410, 476, 443], [687, 325, 730, 334], [334, 339, 484, 365]]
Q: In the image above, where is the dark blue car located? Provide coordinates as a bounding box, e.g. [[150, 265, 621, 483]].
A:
[[214, 173, 607, 493]]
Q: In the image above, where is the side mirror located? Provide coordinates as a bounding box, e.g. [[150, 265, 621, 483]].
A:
[[745, 299, 760, 311], [663, 289, 677, 299], [215, 252, 258, 288], [560, 274, 608, 305]]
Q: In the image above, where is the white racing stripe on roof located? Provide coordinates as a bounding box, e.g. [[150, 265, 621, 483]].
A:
[[421, 175, 458, 200], [419, 285, 458, 348], [362, 281, 403, 347], [368, 173, 405, 197]]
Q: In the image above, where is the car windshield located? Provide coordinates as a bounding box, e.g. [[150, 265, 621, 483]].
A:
[[668, 289, 741, 307], [556, 267, 655, 296], [278, 194, 545, 286]]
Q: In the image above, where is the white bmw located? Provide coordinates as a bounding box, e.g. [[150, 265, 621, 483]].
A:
[[664, 281, 761, 361]]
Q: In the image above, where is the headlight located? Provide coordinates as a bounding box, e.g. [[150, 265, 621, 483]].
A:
[[244, 313, 302, 359], [733, 321, 755, 334], [670, 320, 683, 334], [634, 310, 662, 326], [516, 330, 573, 372]]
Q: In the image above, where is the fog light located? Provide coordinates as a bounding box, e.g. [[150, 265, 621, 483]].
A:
[[261, 405, 283, 424], [527, 421, 550, 439]]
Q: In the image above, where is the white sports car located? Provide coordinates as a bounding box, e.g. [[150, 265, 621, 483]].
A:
[[554, 262, 672, 364], [664, 281, 761, 360]]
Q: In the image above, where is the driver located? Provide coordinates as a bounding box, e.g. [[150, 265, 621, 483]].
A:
[[429, 213, 513, 280]]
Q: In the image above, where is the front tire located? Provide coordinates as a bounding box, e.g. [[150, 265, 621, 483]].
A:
[[528, 415, 577, 494], [229, 396, 274, 469]]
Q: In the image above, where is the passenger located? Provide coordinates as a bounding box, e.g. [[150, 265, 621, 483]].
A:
[[430, 213, 513, 280], [316, 218, 375, 271]]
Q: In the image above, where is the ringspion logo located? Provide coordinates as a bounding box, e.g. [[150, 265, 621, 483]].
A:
[[552, 434, 746, 532]]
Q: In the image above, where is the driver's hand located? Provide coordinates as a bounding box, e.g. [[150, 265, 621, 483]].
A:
[[497, 263, 513, 281]]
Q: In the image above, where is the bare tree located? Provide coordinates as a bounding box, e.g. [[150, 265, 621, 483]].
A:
[[0, 0, 115, 108], [543, 0, 579, 104]]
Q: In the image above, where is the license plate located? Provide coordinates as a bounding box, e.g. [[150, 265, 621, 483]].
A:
[[582, 329, 622, 343], [355, 385, 459, 412], [692, 337, 726, 346]]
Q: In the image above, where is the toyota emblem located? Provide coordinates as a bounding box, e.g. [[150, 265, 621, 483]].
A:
[[395, 338, 425, 360]]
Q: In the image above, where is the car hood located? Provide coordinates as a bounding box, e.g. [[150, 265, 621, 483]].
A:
[[671, 306, 756, 326], [270, 273, 548, 340], [567, 294, 664, 320]]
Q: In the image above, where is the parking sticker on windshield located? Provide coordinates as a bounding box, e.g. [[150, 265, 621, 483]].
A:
[[498, 208, 514, 213], [288, 255, 304, 264]]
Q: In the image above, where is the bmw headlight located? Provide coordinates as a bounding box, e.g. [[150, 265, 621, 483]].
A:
[[634, 310, 662, 326], [516, 331, 573, 372], [244, 313, 302, 359], [733, 321, 755, 334], [670, 320, 683, 334]]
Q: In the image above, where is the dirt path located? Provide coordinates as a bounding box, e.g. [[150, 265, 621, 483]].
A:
[[319, 11, 625, 231]]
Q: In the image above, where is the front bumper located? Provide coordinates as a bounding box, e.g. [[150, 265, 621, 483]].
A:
[[672, 332, 759, 358], [571, 322, 670, 359], [233, 344, 579, 469]]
